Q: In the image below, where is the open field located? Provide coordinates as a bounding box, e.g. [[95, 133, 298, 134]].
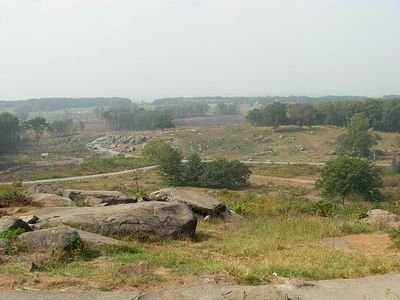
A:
[[156, 125, 400, 163]]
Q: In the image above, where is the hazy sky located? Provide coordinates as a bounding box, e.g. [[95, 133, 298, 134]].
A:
[[0, 0, 399, 101]]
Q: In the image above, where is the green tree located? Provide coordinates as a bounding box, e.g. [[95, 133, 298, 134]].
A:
[[0, 112, 20, 153], [24, 117, 48, 146], [316, 156, 382, 204], [158, 146, 183, 186], [199, 159, 251, 188], [182, 153, 204, 185], [337, 113, 376, 157], [142, 138, 172, 163], [287, 103, 315, 127], [49, 119, 74, 136]]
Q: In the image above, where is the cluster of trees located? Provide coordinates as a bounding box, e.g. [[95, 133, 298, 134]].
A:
[[215, 103, 238, 115], [143, 139, 251, 187], [0, 112, 20, 153], [156, 103, 209, 119], [102, 107, 174, 131], [0, 97, 132, 113], [317, 113, 383, 204], [247, 98, 400, 132], [49, 119, 85, 136]]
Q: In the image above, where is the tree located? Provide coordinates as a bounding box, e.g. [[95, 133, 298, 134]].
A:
[[49, 119, 74, 136], [198, 159, 252, 188], [182, 153, 204, 185], [316, 157, 382, 204], [287, 103, 314, 127], [0, 112, 20, 153], [336, 113, 376, 157], [24, 117, 48, 146], [142, 138, 173, 163]]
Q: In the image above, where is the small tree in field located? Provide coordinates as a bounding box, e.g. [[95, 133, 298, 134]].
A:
[[316, 156, 382, 205], [24, 117, 48, 146]]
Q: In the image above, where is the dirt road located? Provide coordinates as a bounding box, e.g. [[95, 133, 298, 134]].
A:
[[1, 273, 399, 299]]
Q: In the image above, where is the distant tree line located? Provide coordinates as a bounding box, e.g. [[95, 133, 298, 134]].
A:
[[0, 97, 132, 113], [155, 103, 209, 119], [246, 98, 400, 132], [153, 95, 370, 106], [102, 107, 174, 131]]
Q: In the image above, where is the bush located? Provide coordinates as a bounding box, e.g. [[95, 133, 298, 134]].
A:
[[0, 190, 32, 208]]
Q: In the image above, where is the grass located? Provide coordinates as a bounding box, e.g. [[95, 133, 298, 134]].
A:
[[154, 125, 400, 163], [24, 157, 150, 181]]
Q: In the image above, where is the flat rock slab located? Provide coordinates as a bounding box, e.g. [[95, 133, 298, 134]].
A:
[[63, 189, 135, 205], [32, 202, 197, 240], [31, 193, 75, 207], [76, 229, 121, 246], [18, 226, 82, 250], [150, 188, 226, 216]]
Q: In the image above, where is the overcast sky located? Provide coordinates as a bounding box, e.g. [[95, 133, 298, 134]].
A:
[[0, 0, 399, 101]]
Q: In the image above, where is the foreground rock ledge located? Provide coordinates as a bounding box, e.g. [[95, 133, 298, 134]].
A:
[[150, 188, 226, 216], [32, 202, 197, 240]]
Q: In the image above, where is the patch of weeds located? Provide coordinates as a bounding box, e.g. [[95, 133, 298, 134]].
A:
[[0, 190, 33, 208], [340, 223, 375, 234], [389, 230, 400, 250], [100, 243, 143, 256], [62, 221, 81, 229], [0, 228, 27, 240]]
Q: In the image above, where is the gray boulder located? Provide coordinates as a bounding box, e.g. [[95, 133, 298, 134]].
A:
[[64, 189, 135, 206], [18, 226, 82, 250], [0, 216, 32, 235], [362, 209, 400, 229], [0, 239, 12, 254], [31, 193, 75, 207], [33, 202, 197, 240], [28, 184, 64, 196], [150, 188, 226, 216]]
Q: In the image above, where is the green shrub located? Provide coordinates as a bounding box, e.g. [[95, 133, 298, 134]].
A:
[[0, 228, 27, 240]]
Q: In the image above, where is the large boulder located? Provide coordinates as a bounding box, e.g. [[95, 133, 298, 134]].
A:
[[362, 209, 400, 229], [63, 189, 135, 206], [18, 226, 82, 251], [0, 216, 32, 235], [28, 184, 64, 196], [150, 188, 226, 216], [33, 202, 197, 240], [31, 193, 75, 207]]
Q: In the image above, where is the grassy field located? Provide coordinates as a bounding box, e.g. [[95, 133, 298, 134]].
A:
[[154, 125, 400, 163]]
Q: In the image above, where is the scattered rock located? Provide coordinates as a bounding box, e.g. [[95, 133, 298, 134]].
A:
[[118, 262, 149, 277], [18, 226, 82, 250], [362, 209, 400, 229], [0, 239, 12, 254], [150, 188, 226, 216], [0, 216, 32, 235], [33, 202, 197, 240], [19, 215, 39, 224], [64, 189, 135, 206], [31, 193, 75, 207], [220, 210, 244, 223], [84, 196, 104, 207], [28, 184, 64, 196]]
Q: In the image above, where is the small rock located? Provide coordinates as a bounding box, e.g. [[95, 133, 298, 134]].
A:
[[118, 262, 149, 277], [19, 215, 39, 224]]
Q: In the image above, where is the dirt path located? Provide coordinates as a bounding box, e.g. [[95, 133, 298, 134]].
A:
[[250, 174, 316, 185], [1, 273, 400, 299]]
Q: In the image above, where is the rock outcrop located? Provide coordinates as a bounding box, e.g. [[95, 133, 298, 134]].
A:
[[33, 202, 197, 240], [150, 188, 226, 216], [362, 209, 400, 229], [28, 184, 64, 196], [0, 217, 32, 235], [18, 226, 82, 251], [63, 189, 135, 206], [31, 193, 75, 207]]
